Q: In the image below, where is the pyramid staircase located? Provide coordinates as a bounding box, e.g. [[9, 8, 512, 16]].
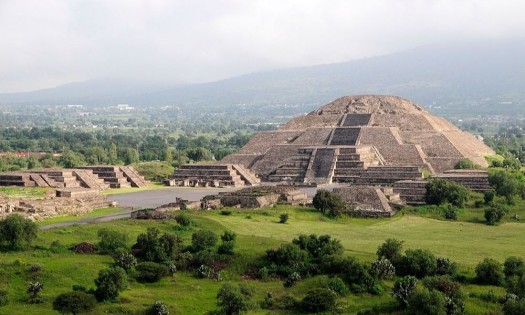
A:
[[79, 166, 132, 188], [267, 148, 313, 182], [171, 164, 258, 187], [119, 166, 150, 188], [73, 169, 110, 190], [332, 146, 382, 183]]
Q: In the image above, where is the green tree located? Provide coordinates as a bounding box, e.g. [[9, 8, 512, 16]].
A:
[[397, 249, 437, 278], [0, 214, 38, 251], [484, 203, 508, 225], [504, 256, 525, 279], [135, 262, 168, 283], [124, 147, 140, 165], [489, 170, 519, 204], [108, 143, 118, 164], [425, 178, 470, 207], [192, 230, 218, 252], [52, 291, 96, 315], [312, 189, 345, 217], [301, 288, 337, 313], [475, 258, 503, 286], [377, 238, 404, 263], [94, 267, 127, 302], [407, 288, 447, 315], [97, 228, 129, 255], [132, 227, 183, 263], [392, 276, 418, 307], [215, 283, 255, 315]]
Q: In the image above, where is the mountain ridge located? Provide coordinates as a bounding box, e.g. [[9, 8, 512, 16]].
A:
[[1, 39, 524, 115]]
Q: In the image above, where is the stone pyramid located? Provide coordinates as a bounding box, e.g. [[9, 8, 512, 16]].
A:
[[222, 95, 494, 184]]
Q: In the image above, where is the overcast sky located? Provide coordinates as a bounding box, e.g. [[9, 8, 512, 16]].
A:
[[0, 0, 524, 93]]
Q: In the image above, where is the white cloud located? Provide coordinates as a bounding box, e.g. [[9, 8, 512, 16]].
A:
[[0, 0, 524, 92]]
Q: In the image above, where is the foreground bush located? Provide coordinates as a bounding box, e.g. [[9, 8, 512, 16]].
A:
[[52, 291, 96, 314], [301, 288, 337, 313], [396, 249, 437, 278], [94, 267, 127, 302], [0, 214, 37, 251], [148, 301, 169, 315], [212, 283, 255, 315], [136, 262, 168, 283], [97, 228, 129, 255], [425, 178, 470, 207], [475, 258, 503, 286]]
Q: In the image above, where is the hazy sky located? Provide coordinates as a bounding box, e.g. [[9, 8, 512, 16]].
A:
[[0, 0, 524, 93]]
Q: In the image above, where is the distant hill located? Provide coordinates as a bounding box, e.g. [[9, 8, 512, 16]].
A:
[[1, 39, 524, 115]]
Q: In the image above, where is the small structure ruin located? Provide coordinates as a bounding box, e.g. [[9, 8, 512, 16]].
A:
[[0, 166, 148, 189], [168, 164, 260, 187], [333, 186, 403, 217], [200, 186, 310, 209]]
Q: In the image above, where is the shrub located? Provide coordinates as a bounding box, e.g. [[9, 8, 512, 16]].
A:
[[377, 238, 404, 263], [475, 258, 503, 286], [174, 213, 192, 227], [505, 275, 525, 297], [136, 262, 168, 283], [326, 276, 349, 296], [396, 249, 437, 278], [113, 251, 137, 272], [221, 231, 236, 242], [279, 213, 289, 224], [0, 214, 38, 251], [52, 291, 96, 314], [489, 170, 519, 204], [219, 210, 232, 216], [266, 243, 309, 276], [217, 241, 235, 255], [370, 258, 396, 279], [484, 190, 495, 204], [283, 272, 301, 288], [423, 275, 462, 299], [133, 227, 183, 263], [0, 289, 8, 307], [435, 257, 458, 276], [192, 230, 218, 252], [301, 288, 337, 313], [94, 267, 127, 302], [443, 205, 459, 220], [485, 203, 509, 225], [312, 189, 345, 217], [504, 256, 525, 279], [425, 178, 470, 207], [503, 298, 525, 315], [392, 276, 418, 307], [407, 288, 447, 315], [215, 283, 255, 315], [292, 234, 343, 261], [27, 281, 44, 304], [454, 159, 480, 169], [49, 240, 68, 253], [148, 301, 169, 315], [97, 228, 129, 256]]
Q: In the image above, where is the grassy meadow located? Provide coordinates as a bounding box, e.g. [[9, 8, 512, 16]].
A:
[[0, 203, 523, 314]]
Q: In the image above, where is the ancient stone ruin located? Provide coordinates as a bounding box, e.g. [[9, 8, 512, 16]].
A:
[[201, 186, 310, 209], [0, 166, 149, 189], [222, 95, 493, 184], [169, 164, 260, 187]]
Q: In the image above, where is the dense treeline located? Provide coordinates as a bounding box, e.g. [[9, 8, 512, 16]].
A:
[[0, 126, 258, 172]]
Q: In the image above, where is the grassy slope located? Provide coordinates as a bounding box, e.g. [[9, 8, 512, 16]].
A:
[[0, 205, 519, 314]]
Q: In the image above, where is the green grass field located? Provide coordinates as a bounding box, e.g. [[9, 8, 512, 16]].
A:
[[0, 204, 521, 314]]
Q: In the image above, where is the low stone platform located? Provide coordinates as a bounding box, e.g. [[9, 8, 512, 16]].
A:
[[169, 164, 260, 188], [333, 185, 402, 217]]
